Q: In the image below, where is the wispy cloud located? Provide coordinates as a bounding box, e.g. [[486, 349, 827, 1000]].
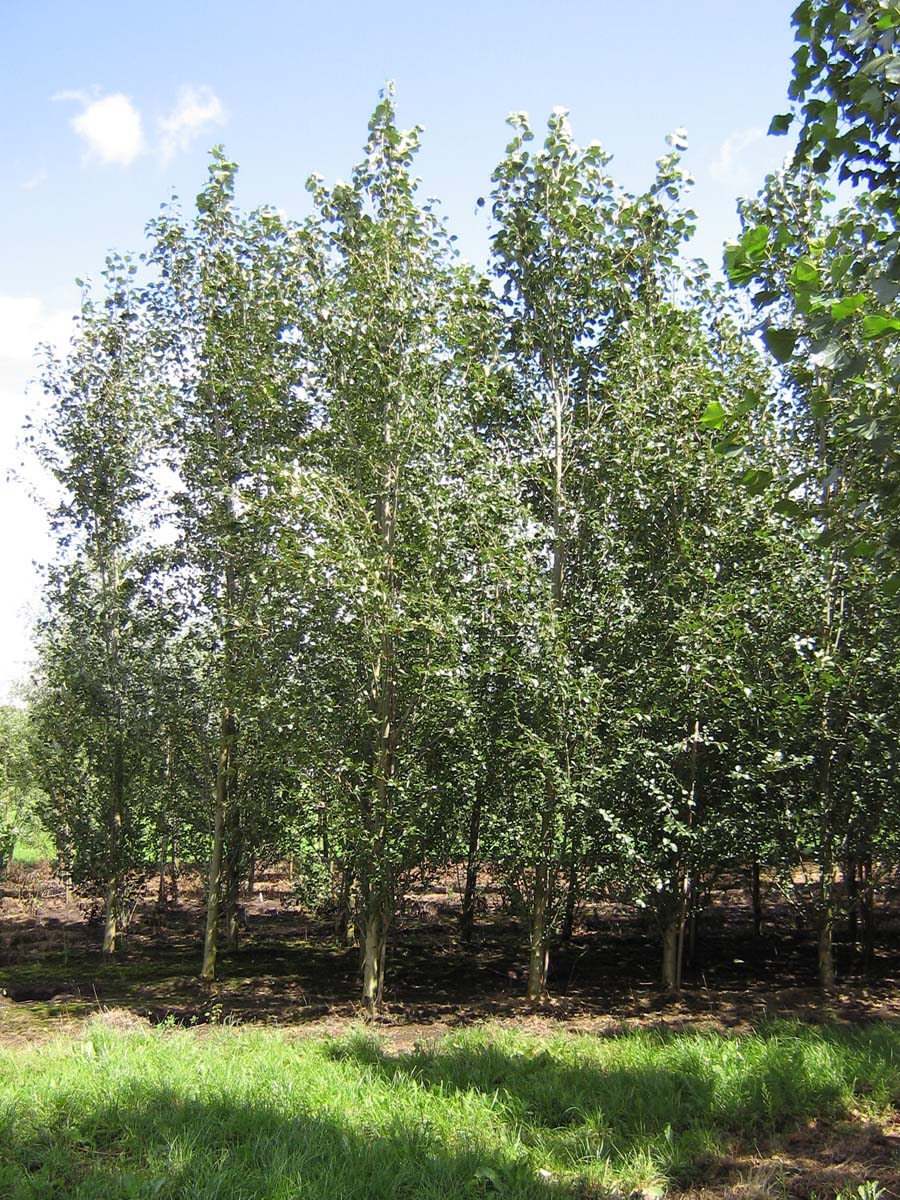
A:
[[0, 295, 73, 701], [55, 91, 145, 166], [709, 127, 765, 186], [159, 86, 225, 164], [55, 85, 225, 168], [0, 296, 74, 367], [20, 169, 48, 192]]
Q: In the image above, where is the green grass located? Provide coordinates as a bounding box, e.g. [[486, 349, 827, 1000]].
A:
[[11, 830, 55, 865], [0, 1019, 897, 1199]]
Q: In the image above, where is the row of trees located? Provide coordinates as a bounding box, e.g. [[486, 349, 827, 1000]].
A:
[[22, 3, 900, 1010]]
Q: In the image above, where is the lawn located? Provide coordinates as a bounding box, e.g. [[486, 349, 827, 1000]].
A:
[[1, 1018, 898, 1199]]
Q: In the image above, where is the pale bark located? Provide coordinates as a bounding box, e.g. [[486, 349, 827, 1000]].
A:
[[200, 710, 230, 981], [460, 787, 483, 944], [362, 894, 388, 1015], [661, 914, 678, 992], [102, 745, 124, 956]]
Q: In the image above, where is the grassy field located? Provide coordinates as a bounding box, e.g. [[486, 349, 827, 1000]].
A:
[[1, 1019, 898, 1199], [10, 833, 55, 866]]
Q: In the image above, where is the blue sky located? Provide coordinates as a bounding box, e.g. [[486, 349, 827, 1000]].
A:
[[1, 0, 797, 698]]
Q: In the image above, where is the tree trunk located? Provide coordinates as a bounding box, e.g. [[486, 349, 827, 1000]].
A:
[[362, 894, 387, 1016], [527, 854, 550, 999], [817, 869, 836, 992], [861, 855, 875, 973], [560, 811, 579, 943], [751, 859, 762, 938], [661, 913, 678, 992], [102, 744, 124, 956], [170, 823, 179, 903], [846, 857, 858, 948], [101, 876, 118, 956], [223, 791, 242, 952], [157, 830, 168, 908], [201, 709, 231, 981], [336, 866, 356, 945], [460, 787, 483, 943]]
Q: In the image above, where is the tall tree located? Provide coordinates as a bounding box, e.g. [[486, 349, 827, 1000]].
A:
[[278, 89, 474, 1012], [32, 255, 160, 953], [149, 150, 305, 979]]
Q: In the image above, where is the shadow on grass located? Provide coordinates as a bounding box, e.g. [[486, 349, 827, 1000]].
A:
[[327, 1021, 900, 1177], [0, 1078, 559, 1200]]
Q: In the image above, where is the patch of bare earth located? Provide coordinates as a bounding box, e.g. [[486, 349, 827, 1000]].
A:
[[682, 1117, 900, 1200]]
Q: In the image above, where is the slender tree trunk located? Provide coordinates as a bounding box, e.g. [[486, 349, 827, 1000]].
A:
[[527, 861, 550, 1000], [815, 424, 840, 995], [362, 891, 387, 1016], [846, 857, 858, 949], [560, 808, 579, 943], [661, 909, 678, 992], [861, 855, 875, 972], [157, 830, 168, 908], [460, 786, 483, 943], [201, 709, 231, 981], [337, 867, 356, 946], [170, 823, 179, 903], [223, 788, 242, 952], [751, 859, 763, 938], [527, 806, 553, 999], [525, 378, 565, 1002], [675, 877, 691, 991], [817, 852, 836, 992], [817, 904, 836, 991], [102, 744, 124, 956]]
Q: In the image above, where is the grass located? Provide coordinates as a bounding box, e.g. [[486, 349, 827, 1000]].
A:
[[11, 832, 54, 865], [0, 1019, 897, 1199]]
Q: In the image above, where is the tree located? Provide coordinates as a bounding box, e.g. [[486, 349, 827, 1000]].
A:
[[486, 109, 705, 997], [276, 89, 477, 1012], [148, 150, 305, 979], [32, 255, 158, 953]]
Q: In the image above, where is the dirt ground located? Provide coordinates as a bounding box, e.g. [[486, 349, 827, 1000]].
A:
[[3, 861, 900, 1197]]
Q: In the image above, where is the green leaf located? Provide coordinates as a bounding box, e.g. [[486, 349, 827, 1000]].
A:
[[881, 575, 900, 597], [862, 314, 900, 339], [845, 538, 878, 559], [830, 294, 866, 321], [751, 288, 780, 309], [790, 259, 820, 289], [741, 468, 774, 496], [763, 327, 798, 362], [699, 400, 726, 430], [810, 339, 842, 369], [769, 113, 794, 135], [774, 497, 804, 518], [742, 224, 771, 257], [714, 437, 746, 459]]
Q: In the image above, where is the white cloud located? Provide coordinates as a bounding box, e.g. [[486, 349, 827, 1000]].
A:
[[0, 296, 74, 368], [21, 169, 48, 192], [708, 127, 765, 186], [64, 92, 145, 166], [159, 85, 225, 163], [0, 296, 74, 701]]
